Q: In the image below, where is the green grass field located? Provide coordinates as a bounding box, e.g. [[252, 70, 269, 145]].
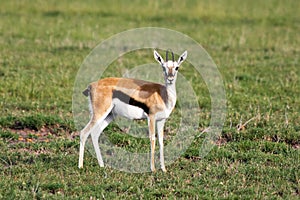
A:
[[0, 0, 299, 199]]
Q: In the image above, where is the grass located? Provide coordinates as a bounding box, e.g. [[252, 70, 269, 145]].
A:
[[0, 0, 299, 199]]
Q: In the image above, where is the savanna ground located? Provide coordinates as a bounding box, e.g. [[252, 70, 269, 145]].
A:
[[0, 0, 299, 199]]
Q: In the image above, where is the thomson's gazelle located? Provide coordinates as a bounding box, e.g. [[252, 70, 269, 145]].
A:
[[78, 50, 187, 172]]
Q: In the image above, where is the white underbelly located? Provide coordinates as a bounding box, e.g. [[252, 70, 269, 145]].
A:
[[112, 98, 147, 120]]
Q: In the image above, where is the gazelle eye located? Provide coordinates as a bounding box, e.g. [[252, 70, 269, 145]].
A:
[[175, 67, 179, 70]]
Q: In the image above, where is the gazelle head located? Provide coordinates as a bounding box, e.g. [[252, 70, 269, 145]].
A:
[[154, 50, 187, 85]]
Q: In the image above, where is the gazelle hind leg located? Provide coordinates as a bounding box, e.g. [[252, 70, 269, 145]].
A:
[[91, 111, 114, 167], [79, 119, 96, 168], [79, 91, 113, 169]]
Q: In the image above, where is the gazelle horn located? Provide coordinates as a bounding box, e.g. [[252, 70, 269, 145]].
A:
[[165, 49, 174, 62], [166, 50, 169, 61], [171, 51, 174, 62]]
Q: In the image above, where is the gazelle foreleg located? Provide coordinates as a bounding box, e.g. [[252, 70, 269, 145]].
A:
[[156, 119, 166, 172], [148, 114, 156, 172]]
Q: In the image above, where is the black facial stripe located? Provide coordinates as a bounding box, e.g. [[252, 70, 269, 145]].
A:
[[113, 90, 150, 114]]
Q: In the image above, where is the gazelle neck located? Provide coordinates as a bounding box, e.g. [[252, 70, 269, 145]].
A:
[[165, 77, 177, 109], [165, 80, 176, 96]]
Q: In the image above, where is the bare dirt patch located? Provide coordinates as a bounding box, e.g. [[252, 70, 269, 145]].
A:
[[2, 125, 79, 144]]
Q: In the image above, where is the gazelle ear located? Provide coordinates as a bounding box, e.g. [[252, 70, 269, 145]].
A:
[[177, 50, 187, 66], [154, 50, 164, 65]]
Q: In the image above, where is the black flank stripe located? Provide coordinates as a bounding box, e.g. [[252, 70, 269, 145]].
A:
[[113, 90, 150, 114]]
